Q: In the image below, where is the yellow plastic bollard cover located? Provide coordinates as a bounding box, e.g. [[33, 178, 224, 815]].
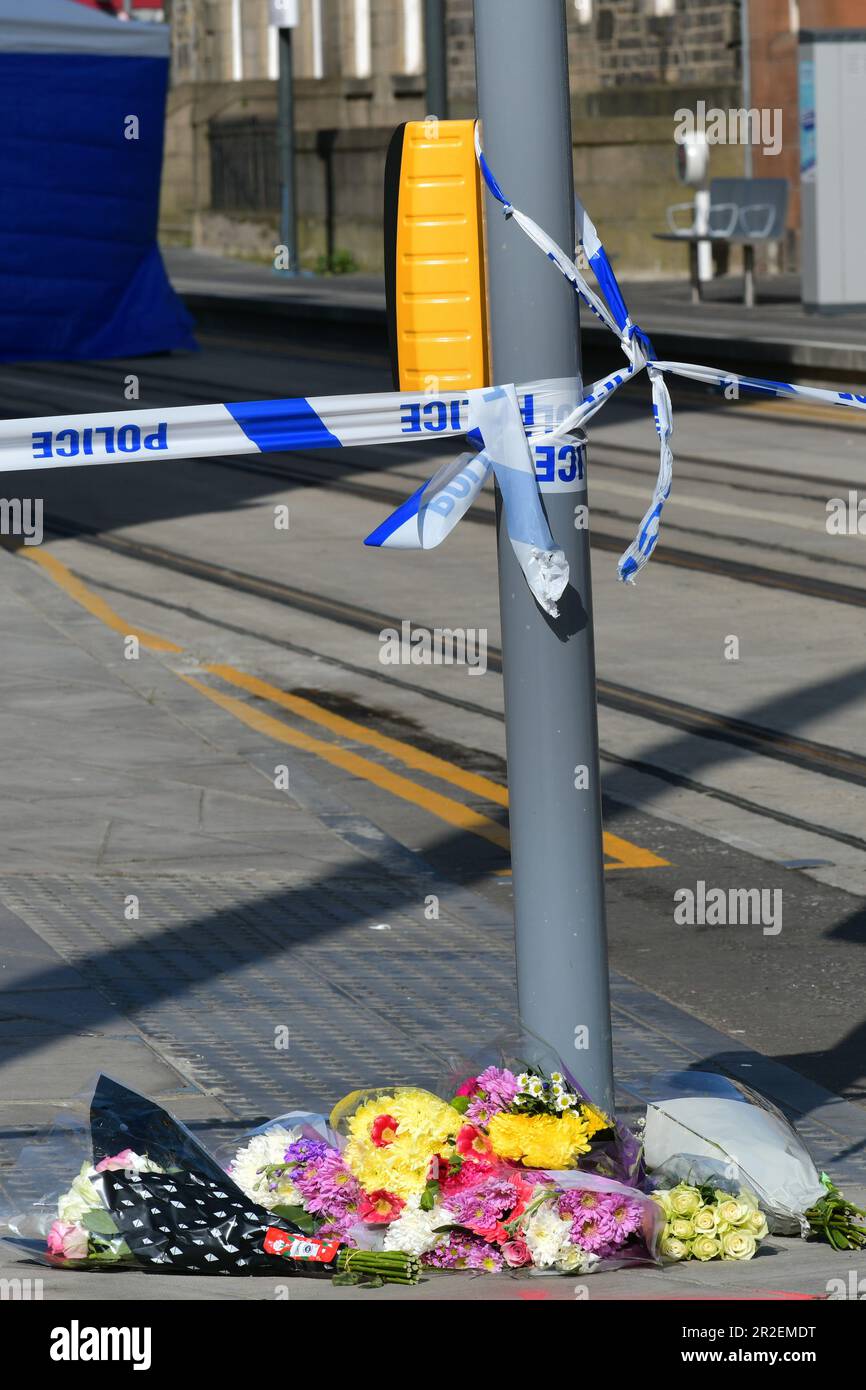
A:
[[393, 119, 490, 393]]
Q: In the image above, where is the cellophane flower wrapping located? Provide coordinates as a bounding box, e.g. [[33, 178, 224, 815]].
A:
[[439, 1031, 643, 1187], [639, 1069, 826, 1236], [376, 1163, 661, 1273], [0, 1076, 336, 1275], [650, 1180, 769, 1262], [232, 1079, 659, 1275], [330, 1086, 463, 1203]]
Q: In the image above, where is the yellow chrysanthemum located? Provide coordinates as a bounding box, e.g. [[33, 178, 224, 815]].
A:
[[488, 1110, 591, 1169], [339, 1087, 461, 1200], [580, 1102, 611, 1138]]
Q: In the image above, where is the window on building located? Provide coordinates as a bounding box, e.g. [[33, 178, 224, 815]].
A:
[[574, 0, 592, 24], [311, 0, 325, 77], [402, 0, 423, 76], [230, 0, 243, 80], [352, 0, 372, 78], [597, 8, 614, 41]]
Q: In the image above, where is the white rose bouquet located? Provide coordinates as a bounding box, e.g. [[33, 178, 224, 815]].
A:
[[652, 1181, 768, 1262]]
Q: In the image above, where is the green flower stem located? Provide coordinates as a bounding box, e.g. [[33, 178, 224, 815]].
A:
[[805, 1186, 866, 1249], [335, 1249, 421, 1285]]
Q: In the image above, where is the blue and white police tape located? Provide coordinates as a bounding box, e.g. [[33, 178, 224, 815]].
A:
[[5, 127, 866, 611], [0, 376, 583, 614], [0, 377, 580, 473], [474, 126, 866, 582], [366, 383, 574, 615]]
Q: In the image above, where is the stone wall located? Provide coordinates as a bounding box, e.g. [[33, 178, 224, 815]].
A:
[[447, 0, 740, 108], [190, 124, 395, 267], [573, 109, 743, 277], [158, 0, 748, 272], [164, 95, 744, 275]]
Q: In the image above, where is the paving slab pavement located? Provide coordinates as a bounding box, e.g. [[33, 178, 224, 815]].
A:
[[1, 543, 865, 1300], [2, 1229, 864, 1301]]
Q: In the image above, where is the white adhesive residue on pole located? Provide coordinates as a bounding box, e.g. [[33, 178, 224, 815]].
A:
[[353, 0, 372, 79], [230, 0, 244, 81]]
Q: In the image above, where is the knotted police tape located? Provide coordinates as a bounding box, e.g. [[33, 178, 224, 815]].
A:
[[1, 123, 866, 616], [468, 124, 866, 583]]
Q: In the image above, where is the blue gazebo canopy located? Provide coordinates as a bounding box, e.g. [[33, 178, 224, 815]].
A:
[[0, 0, 196, 362]]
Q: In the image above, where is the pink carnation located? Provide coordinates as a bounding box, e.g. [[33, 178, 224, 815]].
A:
[[456, 1125, 492, 1159], [455, 1077, 479, 1097], [440, 1155, 497, 1197]]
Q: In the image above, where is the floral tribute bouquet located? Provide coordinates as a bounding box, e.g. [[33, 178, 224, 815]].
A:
[[46, 1147, 165, 1265], [382, 1169, 661, 1274], [226, 1081, 662, 1276], [441, 1031, 644, 1187], [5, 1062, 861, 1287], [651, 1181, 769, 1263], [0, 1077, 418, 1284], [447, 1064, 615, 1172], [641, 1069, 866, 1249]]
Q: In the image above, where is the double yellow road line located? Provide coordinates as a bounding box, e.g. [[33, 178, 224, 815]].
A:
[[24, 547, 669, 871]]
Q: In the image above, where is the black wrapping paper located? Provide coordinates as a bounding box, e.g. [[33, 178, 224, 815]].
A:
[[90, 1076, 230, 1186], [101, 1168, 308, 1274], [89, 1076, 337, 1275], [2, 1078, 350, 1276]]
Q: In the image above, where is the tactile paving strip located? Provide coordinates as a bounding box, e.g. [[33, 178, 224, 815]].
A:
[[2, 872, 865, 1183]]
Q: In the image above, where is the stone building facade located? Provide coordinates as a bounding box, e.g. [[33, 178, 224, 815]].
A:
[[157, 1, 845, 274]]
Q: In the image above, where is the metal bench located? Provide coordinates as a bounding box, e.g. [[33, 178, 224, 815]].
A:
[[655, 176, 789, 307]]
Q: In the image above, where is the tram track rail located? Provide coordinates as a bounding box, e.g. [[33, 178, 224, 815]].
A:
[[41, 516, 866, 798]]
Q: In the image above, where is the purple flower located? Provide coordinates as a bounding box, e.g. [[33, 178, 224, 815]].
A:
[[605, 1195, 644, 1242], [300, 1149, 361, 1217], [317, 1210, 361, 1242], [571, 1211, 615, 1253], [466, 1240, 504, 1271], [268, 1136, 364, 1233], [284, 1137, 330, 1167], [446, 1177, 516, 1233], [422, 1234, 475, 1269], [465, 1096, 494, 1126], [466, 1067, 521, 1125], [558, 1189, 601, 1218], [478, 1066, 521, 1107], [557, 1188, 644, 1253], [422, 1233, 501, 1270]]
